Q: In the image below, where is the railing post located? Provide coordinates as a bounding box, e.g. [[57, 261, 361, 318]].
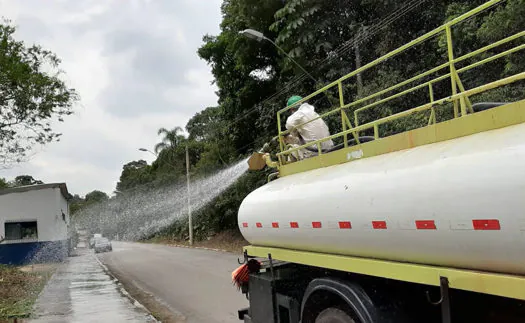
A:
[[277, 112, 284, 165], [428, 83, 436, 125], [338, 82, 348, 148], [445, 25, 465, 118]]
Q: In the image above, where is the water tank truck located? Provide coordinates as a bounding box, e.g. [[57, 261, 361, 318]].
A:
[[234, 1, 525, 322]]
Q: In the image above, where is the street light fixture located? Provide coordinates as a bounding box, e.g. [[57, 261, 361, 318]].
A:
[[239, 29, 337, 108], [239, 29, 318, 84], [138, 147, 156, 156]]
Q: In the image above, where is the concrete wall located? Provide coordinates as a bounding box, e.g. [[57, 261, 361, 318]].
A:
[[0, 187, 69, 242]]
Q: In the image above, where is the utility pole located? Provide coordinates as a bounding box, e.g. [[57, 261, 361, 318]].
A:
[[186, 145, 193, 246], [355, 43, 363, 97], [355, 25, 365, 98]]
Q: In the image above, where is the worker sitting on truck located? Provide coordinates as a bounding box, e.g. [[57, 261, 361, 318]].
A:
[[285, 95, 334, 158]]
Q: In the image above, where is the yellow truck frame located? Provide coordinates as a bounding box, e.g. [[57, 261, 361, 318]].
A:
[[239, 1, 525, 322]]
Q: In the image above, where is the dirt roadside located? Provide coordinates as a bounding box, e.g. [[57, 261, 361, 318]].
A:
[[0, 264, 57, 323]]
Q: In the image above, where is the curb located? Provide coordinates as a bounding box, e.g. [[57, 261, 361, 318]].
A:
[[94, 255, 159, 322]]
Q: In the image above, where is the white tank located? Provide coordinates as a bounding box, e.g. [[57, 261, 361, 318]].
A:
[[238, 122, 525, 275]]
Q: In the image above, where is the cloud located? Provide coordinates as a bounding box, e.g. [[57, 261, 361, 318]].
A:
[[0, 0, 222, 195]]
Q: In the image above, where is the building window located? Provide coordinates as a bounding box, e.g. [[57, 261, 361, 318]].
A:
[[4, 221, 38, 240]]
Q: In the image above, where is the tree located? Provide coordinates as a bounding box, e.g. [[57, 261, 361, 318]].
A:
[[84, 190, 109, 204], [116, 160, 154, 193], [69, 194, 85, 215], [13, 175, 43, 186], [154, 127, 186, 154], [0, 20, 79, 167], [186, 107, 222, 142], [0, 177, 8, 189]]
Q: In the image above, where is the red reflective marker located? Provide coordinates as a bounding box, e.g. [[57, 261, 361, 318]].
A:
[[372, 221, 387, 229], [312, 221, 322, 229], [473, 219, 500, 230], [415, 220, 436, 230], [339, 221, 352, 229]]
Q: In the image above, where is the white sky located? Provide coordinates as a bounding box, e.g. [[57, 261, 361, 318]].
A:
[[0, 0, 222, 195]]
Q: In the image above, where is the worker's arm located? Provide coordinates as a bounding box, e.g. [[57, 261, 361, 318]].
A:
[[285, 111, 305, 131]]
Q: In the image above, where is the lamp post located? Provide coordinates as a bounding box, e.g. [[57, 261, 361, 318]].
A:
[[138, 147, 193, 246], [185, 145, 193, 246]]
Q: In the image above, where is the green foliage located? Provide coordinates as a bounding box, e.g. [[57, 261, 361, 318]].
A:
[[13, 175, 43, 187], [0, 20, 78, 166], [115, 160, 155, 194], [85, 190, 109, 204], [0, 178, 8, 189], [69, 194, 84, 215], [154, 126, 185, 154]]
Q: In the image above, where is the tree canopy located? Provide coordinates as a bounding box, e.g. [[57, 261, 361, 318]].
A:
[[0, 20, 79, 167], [13, 175, 43, 187]]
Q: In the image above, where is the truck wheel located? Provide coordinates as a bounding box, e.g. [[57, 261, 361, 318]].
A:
[[315, 308, 356, 323]]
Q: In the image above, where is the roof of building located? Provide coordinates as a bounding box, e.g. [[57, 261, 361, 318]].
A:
[[0, 183, 72, 200]]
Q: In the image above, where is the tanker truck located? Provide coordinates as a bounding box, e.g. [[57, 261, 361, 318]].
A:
[[233, 1, 525, 322]]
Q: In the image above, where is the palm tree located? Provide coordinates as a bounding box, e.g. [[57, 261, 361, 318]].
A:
[[154, 126, 186, 154]]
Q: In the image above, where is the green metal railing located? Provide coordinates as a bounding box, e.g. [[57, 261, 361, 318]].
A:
[[275, 0, 525, 166]]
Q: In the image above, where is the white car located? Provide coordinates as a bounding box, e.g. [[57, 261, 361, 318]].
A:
[[94, 237, 112, 253]]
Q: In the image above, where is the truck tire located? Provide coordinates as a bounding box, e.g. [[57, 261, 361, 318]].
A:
[[315, 308, 356, 323]]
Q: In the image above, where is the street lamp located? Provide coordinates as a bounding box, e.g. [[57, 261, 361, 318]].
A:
[[239, 29, 318, 85], [138, 147, 157, 157], [239, 29, 335, 107], [138, 146, 193, 246]]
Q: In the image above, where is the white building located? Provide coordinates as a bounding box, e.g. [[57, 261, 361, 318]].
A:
[[0, 183, 72, 265]]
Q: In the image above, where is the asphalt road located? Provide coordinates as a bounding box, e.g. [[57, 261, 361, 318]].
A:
[[97, 241, 248, 323]]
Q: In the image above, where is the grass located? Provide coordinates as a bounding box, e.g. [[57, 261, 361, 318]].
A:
[[0, 264, 56, 322]]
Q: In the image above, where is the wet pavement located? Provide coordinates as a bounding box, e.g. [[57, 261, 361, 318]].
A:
[[30, 247, 156, 323], [99, 241, 248, 323]]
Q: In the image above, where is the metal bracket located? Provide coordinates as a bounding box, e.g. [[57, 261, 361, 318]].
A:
[[426, 276, 451, 323], [238, 249, 248, 264]]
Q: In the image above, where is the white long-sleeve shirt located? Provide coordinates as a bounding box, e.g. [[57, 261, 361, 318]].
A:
[[285, 103, 334, 151]]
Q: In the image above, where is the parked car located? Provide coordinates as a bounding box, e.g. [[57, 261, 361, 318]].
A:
[[94, 237, 112, 253], [89, 233, 103, 249]]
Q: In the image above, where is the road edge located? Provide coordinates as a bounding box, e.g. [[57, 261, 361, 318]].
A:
[[94, 255, 159, 322]]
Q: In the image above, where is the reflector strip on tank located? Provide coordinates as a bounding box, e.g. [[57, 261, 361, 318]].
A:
[[372, 221, 387, 229], [415, 220, 437, 230], [242, 219, 502, 231], [473, 219, 500, 230], [339, 221, 352, 229]]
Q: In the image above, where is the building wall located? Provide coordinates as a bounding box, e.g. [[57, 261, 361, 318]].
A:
[[0, 187, 70, 265], [0, 187, 68, 242]]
